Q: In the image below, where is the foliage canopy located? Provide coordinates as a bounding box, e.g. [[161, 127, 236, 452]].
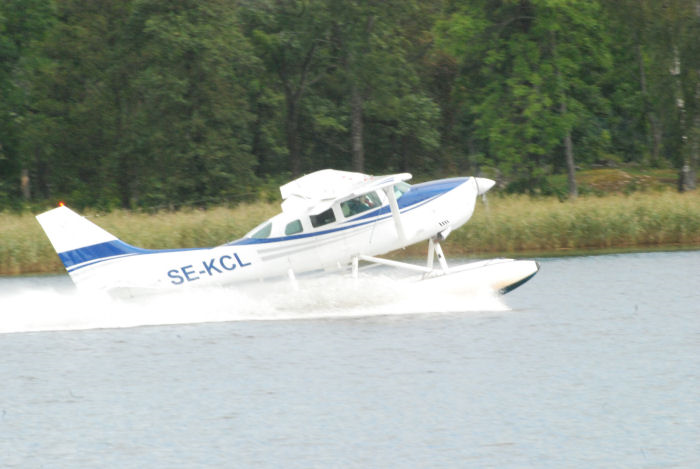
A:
[[0, 0, 698, 209]]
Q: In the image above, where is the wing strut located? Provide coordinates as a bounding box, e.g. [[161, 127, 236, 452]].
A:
[[428, 237, 449, 273], [350, 237, 450, 279], [382, 186, 407, 246], [354, 255, 432, 274]]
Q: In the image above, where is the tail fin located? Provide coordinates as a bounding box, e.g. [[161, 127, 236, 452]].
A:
[[36, 206, 144, 275]]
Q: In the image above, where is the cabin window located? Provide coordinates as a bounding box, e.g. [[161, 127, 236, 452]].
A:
[[251, 222, 272, 239], [341, 191, 381, 218], [394, 182, 410, 199], [310, 208, 336, 228], [285, 219, 303, 235]]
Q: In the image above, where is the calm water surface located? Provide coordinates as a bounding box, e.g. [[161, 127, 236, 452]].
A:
[[1, 251, 698, 468]]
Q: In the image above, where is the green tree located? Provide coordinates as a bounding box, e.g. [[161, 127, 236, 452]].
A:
[[123, 0, 260, 207], [599, 0, 654, 167], [652, 0, 700, 191], [0, 7, 17, 202], [25, 0, 259, 208], [0, 0, 55, 205], [606, 0, 699, 191], [23, 0, 134, 207], [241, 0, 337, 177], [435, 0, 612, 196], [326, 0, 441, 173]]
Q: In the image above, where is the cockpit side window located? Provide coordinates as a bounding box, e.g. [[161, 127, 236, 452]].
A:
[[285, 219, 303, 235], [341, 191, 381, 218], [310, 208, 336, 228], [250, 222, 272, 239]]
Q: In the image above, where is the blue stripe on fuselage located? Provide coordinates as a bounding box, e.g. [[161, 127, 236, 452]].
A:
[[59, 241, 143, 269], [59, 240, 203, 271], [398, 177, 467, 209], [349, 177, 468, 222], [58, 177, 469, 269]]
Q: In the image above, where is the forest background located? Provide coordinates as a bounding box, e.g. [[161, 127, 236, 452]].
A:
[[1, 0, 699, 211]]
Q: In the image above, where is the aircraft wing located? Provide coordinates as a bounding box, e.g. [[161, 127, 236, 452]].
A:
[[347, 173, 412, 197], [280, 169, 412, 215]]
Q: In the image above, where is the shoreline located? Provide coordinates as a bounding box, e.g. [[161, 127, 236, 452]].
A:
[[3, 245, 700, 279], [2, 191, 699, 276]]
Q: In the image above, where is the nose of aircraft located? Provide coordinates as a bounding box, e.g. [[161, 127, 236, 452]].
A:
[[474, 177, 495, 195]]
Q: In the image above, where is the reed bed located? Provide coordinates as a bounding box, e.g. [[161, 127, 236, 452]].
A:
[[449, 191, 700, 254], [1, 192, 699, 275], [0, 202, 278, 276]]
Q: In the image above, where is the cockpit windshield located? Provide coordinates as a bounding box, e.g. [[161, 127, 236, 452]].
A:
[[394, 181, 410, 199], [250, 222, 272, 239], [341, 191, 381, 218]]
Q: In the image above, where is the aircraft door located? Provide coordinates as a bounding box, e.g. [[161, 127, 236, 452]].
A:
[[311, 206, 352, 270]]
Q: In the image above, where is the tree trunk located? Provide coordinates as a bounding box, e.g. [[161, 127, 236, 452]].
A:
[[690, 114, 699, 191], [637, 43, 662, 165], [279, 41, 319, 178], [118, 152, 132, 208], [115, 88, 131, 208], [564, 127, 577, 198], [285, 95, 301, 177], [682, 79, 699, 191], [560, 95, 578, 199], [677, 2, 699, 191], [672, 46, 695, 192], [350, 85, 364, 172], [21, 168, 30, 200], [552, 30, 577, 199]]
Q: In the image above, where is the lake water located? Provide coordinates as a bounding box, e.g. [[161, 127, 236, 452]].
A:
[[0, 251, 698, 468]]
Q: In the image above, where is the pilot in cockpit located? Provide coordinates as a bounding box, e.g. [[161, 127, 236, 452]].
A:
[[362, 195, 377, 209]]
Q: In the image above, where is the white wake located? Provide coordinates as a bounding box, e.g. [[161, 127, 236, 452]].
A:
[[0, 273, 508, 334]]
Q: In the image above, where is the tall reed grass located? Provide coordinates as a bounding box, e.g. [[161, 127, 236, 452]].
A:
[[1, 192, 699, 275], [0, 202, 278, 275], [450, 191, 700, 254]]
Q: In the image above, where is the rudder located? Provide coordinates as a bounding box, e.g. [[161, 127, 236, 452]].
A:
[[36, 205, 144, 275]]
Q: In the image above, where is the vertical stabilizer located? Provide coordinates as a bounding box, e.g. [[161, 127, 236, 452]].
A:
[[36, 206, 117, 254], [36, 206, 143, 281]]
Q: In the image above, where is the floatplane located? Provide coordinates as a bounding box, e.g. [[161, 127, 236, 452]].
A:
[[36, 169, 538, 297]]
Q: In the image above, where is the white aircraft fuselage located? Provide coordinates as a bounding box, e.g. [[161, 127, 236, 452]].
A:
[[36, 170, 538, 295]]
